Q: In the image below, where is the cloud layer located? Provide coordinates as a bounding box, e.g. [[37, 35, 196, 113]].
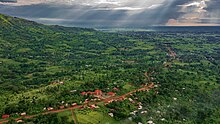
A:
[[0, 0, 16, 2], [166, 0, 220, 26], [0, 0, 219, 27]]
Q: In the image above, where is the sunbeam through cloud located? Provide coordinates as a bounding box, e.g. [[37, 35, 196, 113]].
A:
[[0, 0, 219, 27]]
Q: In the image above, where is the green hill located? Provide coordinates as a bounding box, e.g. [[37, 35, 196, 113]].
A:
[[0, 13, 99, 91]]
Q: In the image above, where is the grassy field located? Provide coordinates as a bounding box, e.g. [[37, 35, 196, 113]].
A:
[[72, 110, 117, 124]]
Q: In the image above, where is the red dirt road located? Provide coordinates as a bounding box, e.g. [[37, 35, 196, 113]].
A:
[[0, 83, 154, 124]]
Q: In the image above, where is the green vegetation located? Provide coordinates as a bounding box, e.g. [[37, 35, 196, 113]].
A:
[[29, 113, 73, 124], [76, 111, 117, 124], [0, 14, 220, 124]]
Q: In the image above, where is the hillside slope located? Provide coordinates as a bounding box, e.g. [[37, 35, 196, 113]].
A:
[[0, 13, 101, 91]]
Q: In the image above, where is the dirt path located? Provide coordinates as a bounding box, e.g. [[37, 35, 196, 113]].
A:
[[0, 83, 154, 124], [71, 109, 78, 124]]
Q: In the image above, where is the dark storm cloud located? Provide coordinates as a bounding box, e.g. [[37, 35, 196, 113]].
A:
[[0, 0, 219, 27], [0, 0, 16, 2], [0, 1, 177, 27], [0, 3, 163, 27], [206, 0, 220, 10], [0, 4, 130, 27], [206, 0, 220, 24]]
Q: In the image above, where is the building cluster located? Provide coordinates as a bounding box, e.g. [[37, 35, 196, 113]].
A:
[[2, 112, 26, 119], [81, 89, 116, 97]]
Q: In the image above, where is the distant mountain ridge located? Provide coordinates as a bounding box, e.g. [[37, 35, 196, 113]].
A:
[[98, 26, 220, 32]]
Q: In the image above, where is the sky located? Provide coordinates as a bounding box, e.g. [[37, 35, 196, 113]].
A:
[[0, 0, 220, 27]]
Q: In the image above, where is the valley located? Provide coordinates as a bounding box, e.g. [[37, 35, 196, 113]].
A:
[[0, 14, 220, 124]]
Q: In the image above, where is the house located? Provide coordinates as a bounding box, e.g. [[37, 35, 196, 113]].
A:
[[118, 97, 125, 101], [90, 104, 99, 109], [128, 98, 133, 102], [17, 120, 24, 123], [137, 102, 142, 105], [47, 107, 54, 111], [138, 105, 143, 110], [141, 111, 147, 114], [2, 114, 10, 119], [94, 90, 102, 96], [20, 112, 26, 116], [81, 89, 103, 96], [108, 113, 114, 117], [147, 120, 154, 124], [70, 90, 77, 93], [81, 92, 87, 95], [113, 87, 119, 91], [72, 103, 77, 107], [84, 99, 89, 104], [59, 106, 65, 109], [173, 98, 177, 101], [107, 99, 114, 103], [107, 92, 116, 96]]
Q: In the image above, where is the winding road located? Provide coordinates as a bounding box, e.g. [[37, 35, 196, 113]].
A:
[[0, 83, 154, 124]]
